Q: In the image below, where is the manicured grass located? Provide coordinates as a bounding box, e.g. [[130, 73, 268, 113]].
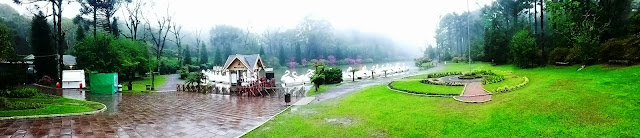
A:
[[246, 63, 640, 137], [0, 94, 104, 117], [122, 75, 168, 92], [307, 84, 340, 96], [390, 80, 463, 95]]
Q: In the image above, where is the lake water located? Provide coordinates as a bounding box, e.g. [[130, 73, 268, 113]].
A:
[[272, 60, 417, 83]]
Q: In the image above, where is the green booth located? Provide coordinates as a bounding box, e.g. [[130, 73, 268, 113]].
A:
[[89, 73, 118, 94]]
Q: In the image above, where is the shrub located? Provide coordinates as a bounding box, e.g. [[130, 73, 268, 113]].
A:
[[420, 79, 464, 86], [0, 87, 40, 98], [549, 48, 570, 63], [451, 57, 467, 63], [482, 74, 505, 85], [600, 33, 640, 62], [0, 97, 7, 108], [37, 75, 54, 86], [426, 72, 462, 78], [510, 29, 539, 68], [495, 77, 529, 93], [323, 68, 343, 84], [7, 101, 44, 110]]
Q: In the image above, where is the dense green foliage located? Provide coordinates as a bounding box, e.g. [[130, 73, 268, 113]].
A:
[[434, 0, 640, 67], [247, 63, 640, 137], [600, 33, 640, 62], [323, 68, 343, 84], [0, 23, 16, 60], [0, 87, 39, 98], [510, 29, 538, 68], [74, 33, 150, 89], [31, 12, 57, 80]]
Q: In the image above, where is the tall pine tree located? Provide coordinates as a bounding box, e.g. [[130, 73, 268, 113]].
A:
[[31, 12, 57, 80], [183, 46, 191, 65], [199, 44, 208, 65], [214, 46, 223, 65]]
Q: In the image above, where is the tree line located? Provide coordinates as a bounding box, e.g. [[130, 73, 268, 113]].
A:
[[0, 0, 409, 89], [430, 0, 640, 68]]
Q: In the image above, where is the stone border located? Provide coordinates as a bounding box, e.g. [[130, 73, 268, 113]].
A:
[[452, 96, 492, 103], [238, 105, 292, 138], [386, 82, 458, 97], [0, 101, 107, 120]]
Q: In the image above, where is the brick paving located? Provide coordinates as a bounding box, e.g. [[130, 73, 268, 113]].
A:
[[0, 92, 296, 138], [456, 82, 492, 102]]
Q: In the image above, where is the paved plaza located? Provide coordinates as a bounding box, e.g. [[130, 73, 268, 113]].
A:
[[1, 92, 296, 138]]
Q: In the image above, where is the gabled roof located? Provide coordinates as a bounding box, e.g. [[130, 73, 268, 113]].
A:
[[63, 55, 76, 66], [222, 54, 264, 70]]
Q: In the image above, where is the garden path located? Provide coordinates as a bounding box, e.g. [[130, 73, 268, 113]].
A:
[[455, 82, 492, 103], [312, 65, 443, 103], [159, 74, 183, 92]]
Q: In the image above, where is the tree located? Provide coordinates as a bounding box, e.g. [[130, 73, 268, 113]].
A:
[[122, 0, 146, 40], [511, 29, 538, 68], [310, 65, 326, 92], [183, 46, 191, 65], [15, 0, 67, 84], [31, 12, 57, 80], [171, 23, 186, 67], [199, 43, 208, 65], [74, 33, 149, 90], [0, 23, 16, 61], [145, 8, 172, 90], [214, 46, 222, 65], [111, 17, 120, 37]]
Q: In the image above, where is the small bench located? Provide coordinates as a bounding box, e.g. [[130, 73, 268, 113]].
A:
[[555, 62, 570, 66], [608, 60, 631, 65]]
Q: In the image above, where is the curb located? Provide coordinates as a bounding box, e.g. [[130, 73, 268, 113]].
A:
[[0, 101, 107, 120], [386, 82, 457, 97], [237, 104, 292, 138]]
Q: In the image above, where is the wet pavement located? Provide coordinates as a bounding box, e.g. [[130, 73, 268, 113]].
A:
[[1, 91, 297, 138], [313, 66, 443, 103]]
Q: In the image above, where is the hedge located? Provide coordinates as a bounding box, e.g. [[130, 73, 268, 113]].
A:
[[495, 77, 529, 93], [419, 79, 465, 86]]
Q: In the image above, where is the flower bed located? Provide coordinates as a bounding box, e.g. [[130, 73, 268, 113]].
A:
[[426, 72, 463, 78], [419, 79, 465, 86], [495, 77, 529, 93]]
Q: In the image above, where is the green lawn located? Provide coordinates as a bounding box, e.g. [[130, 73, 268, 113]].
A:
[[307, 84, 340, 96], [390, 80, 463, 95], [245, 63, 640, 137], [122, 75, 168, 92], [0, 94, 105, 117]]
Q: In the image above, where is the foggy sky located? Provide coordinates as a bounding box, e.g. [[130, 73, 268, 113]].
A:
[[3, 0, 492, 50]]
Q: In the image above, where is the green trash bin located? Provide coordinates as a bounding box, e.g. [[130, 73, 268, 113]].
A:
[[89, 73, 118, 94]]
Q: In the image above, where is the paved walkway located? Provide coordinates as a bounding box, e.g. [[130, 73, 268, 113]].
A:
[[0, 92, 297, 138], [159, 74, 184, 91], [313, 66, 443, 103], [455, 82, 492, 103]]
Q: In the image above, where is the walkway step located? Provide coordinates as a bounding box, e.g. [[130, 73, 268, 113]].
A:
[[293, 97, 316, 105]]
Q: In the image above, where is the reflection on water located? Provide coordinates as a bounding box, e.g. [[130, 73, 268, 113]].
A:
[[55, 89, 122, 114], [272, 61, 416, 83], [86, 93, 122, 114]]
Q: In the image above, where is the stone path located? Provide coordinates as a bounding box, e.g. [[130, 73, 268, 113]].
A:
[[0, 92, 297, 138], [159, 74, 184, 91], [455, 82, 492, 103], [313, 66, 443, 103]]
